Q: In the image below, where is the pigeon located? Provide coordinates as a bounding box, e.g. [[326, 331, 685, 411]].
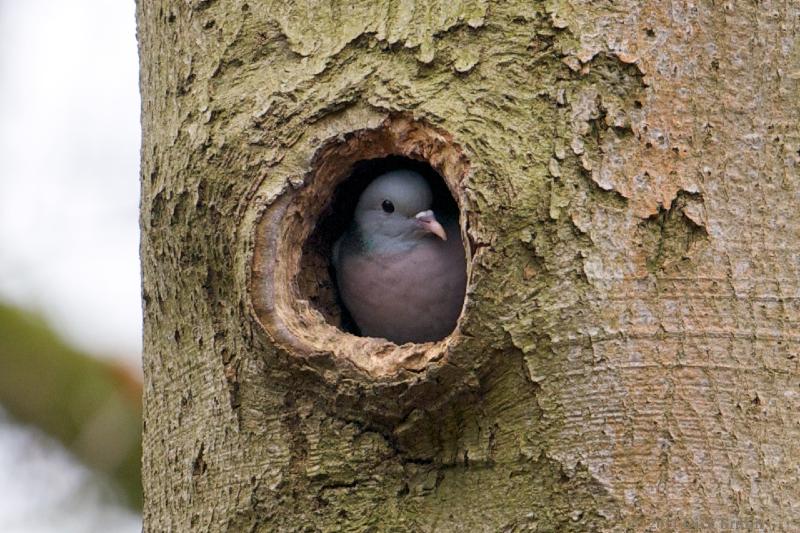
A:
[[332, 169, 467, 344]]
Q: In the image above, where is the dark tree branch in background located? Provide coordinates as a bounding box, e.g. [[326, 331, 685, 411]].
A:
[[0, 303, 142, 509]]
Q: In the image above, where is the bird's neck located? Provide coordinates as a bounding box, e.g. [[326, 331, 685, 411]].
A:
[[356, 225, 422, 255]]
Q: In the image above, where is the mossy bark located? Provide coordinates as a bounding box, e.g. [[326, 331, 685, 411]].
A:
[[137, 1, 800, 531]]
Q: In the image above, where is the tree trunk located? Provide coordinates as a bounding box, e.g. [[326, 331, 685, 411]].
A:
[[137, 1, 800, 531]]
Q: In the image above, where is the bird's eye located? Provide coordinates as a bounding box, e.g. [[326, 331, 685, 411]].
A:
[[381, 200, 395, 213]]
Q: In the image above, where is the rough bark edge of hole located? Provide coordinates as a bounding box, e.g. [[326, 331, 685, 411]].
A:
[[250, 115, 472, 379]]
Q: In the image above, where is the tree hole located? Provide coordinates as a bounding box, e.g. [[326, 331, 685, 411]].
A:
[[250, 115, 472, 376]]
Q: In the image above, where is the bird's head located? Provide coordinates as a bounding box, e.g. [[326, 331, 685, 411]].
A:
[[354, 170, 447, 245]]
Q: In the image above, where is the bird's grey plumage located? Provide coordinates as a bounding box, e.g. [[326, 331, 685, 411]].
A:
[[333, 170, 466, 344]]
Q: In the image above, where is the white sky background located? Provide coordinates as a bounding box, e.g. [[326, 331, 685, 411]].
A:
[[0, 1, 142, 530], [0, 0, 142, 364]]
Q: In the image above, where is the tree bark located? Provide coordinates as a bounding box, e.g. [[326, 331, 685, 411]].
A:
[[138, 1, 800, 531]]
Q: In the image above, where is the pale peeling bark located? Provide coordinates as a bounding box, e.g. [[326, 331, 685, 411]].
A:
[[138, 1, 800, 531]]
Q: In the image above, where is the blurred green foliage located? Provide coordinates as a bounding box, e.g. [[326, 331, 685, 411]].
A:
[[0, 302, 142, 509]]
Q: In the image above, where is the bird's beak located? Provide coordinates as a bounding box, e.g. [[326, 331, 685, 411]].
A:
[[414, 210, 447, 240]]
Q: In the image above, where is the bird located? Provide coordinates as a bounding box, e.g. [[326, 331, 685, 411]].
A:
[[332, 169, 467, 344]]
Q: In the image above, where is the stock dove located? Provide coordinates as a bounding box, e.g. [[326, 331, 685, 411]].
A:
[[333, 170, 466, 344]]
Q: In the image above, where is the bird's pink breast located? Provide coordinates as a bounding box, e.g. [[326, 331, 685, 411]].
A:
[[337, 235, 466, 344]]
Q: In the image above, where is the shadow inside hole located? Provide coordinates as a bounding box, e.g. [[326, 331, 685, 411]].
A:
[[298, 156, 462, 336]]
